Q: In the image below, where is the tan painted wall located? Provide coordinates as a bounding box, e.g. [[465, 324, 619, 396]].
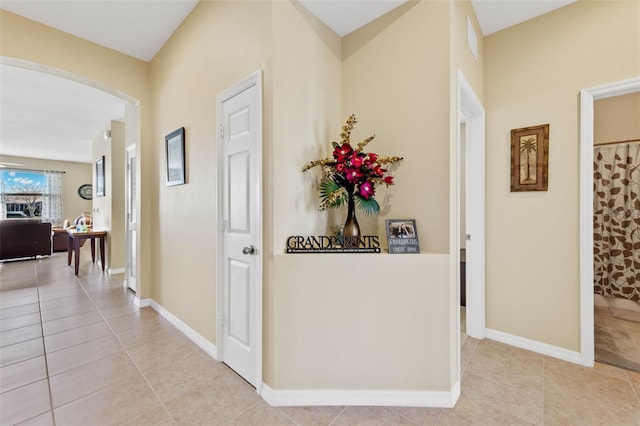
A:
[[110, 121, 126, 272], [332, 0, 481, 391], [148, 0, 273, 343], [452, 0, 484, 102], [271, 0, 342, 246], [484, 0, 640, 350], [0, 9, 152, 298], [342, 1, 451, 253], [594, 92, 640, 144], [91, 121, 126, 272], [266, 0, 342, 387], [0, 155, 92, 224], [271, 253, 451, 389], [92, 128, 110, 234]]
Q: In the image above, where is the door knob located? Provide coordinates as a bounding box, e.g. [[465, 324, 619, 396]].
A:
[[242, 245, 256, 255]]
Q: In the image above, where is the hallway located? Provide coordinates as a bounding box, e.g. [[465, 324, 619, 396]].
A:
[[1, 252, 640, 425]]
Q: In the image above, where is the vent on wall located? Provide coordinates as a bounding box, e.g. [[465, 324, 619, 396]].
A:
[[467, 16, 478, 61]]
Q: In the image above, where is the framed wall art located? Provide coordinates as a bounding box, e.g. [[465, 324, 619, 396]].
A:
[[510, 124, 549, 192], [95, 155, 105, 197], [165, 127, 185, 186]]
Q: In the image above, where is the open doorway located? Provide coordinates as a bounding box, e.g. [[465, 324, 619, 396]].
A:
[[1, 56, 143, 302], [579, 76, 640, 368], [591, 92, 640, 371]]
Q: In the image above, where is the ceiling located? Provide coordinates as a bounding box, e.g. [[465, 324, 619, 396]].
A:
[[0, 64, 126, 164], [0, 0, 576, 165]]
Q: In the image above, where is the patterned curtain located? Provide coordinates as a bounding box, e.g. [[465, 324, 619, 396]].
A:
[[42, 171, 64, 226], [594, 142, 640, 301]]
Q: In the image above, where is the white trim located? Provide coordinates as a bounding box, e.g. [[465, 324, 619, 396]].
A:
[[261, 382, 460, 408], [215, 70, 263, 392], [135, 297, 151, 308], [108, 267, 125, 275], [1, 57, 139, 106], [457, 70, 486, 341], [486, 328, 582, 365], [124, 143, 138, 294], [579, 76, 640, 367], [147, 299, 218, 360]]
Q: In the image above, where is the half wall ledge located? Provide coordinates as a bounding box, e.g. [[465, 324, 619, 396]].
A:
[[267, 253, 455, 405]]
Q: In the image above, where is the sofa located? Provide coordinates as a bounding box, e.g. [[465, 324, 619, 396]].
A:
[[0, 219, 52, 260], [52, 227, 69, 252]]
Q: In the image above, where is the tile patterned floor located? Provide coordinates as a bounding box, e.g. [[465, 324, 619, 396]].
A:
[[1, 252, 640, 425], [595, 305, 640, 373]]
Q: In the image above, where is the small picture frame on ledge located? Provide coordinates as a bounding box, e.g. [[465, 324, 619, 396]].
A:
[[386, 219, 420, 254], [95, 155, 105, 197], [165, 127, 185, 186]]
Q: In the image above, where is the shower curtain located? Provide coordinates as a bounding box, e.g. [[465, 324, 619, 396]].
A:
[[594, 141, 640, 301]]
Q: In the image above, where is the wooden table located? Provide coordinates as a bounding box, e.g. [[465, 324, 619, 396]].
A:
[[67, 229, 107, 275]]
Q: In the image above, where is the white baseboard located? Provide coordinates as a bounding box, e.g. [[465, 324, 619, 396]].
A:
[[108, 267, 125, 275], [146, 299, 218, 360], [135, 297, 151, 308], [486, 328, 582, 365], [261, 382, 460, 408], [133, 297, 461, 408]]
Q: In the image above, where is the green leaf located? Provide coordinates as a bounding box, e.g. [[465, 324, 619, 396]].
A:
[[319, 178, 347, 209], [355, 195, 380, 215]]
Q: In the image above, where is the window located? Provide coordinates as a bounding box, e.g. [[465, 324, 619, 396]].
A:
[[1, 169, 63, 224]]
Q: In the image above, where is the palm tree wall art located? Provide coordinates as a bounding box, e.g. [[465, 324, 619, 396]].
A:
[[510, 124, 549, 192]]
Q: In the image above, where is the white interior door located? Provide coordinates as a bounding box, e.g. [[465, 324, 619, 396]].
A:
[[458, 70, 486, 340], [217, 71, 262, 389], [125, 145, 137, 293]]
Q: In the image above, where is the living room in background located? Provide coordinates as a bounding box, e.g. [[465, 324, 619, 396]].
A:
[[0, 169, 64, 223]]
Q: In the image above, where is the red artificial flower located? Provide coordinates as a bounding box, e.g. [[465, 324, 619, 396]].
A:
[[383, 176, 394, 186], [345, 167, 364, 183], [350, 153, 364, 168], [359, 181, 375, 199], [372, 165, 387, 177], [335, 162, 346, 173], [366, 153, 378, 164], [333, 143, 353, 163]]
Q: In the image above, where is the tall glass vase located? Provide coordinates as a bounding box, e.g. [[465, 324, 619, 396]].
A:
[[343, 193, 361, 238]]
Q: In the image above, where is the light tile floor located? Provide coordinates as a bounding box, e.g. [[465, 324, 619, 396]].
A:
[[595, 305, 640, 373], [1, 252, 640, 425]]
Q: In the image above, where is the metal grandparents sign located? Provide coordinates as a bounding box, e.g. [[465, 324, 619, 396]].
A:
[[286, 235, 381, 253]]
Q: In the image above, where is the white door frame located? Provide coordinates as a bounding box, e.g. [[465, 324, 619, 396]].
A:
[[125, 144, 137, 293], [216, 70, 263, 392], [457, 70, 486, 349], [578, 76, 640, 367]]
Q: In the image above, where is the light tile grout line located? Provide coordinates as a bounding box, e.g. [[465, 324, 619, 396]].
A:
[[277, 408, 302, 426], [541, 355, 546, 426], [34, 258, 57, 426], [33, 257, 146, 424], [626, 370, 640, 408], [391, 406, 423, 425], [37, 269, 166, 421], [327, 406, 349, 426], [73, 270, 179, 426]]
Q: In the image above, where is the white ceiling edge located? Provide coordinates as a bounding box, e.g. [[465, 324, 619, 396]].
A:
[[471, 0, 578, 36], [298, 0, 407, 37], [0, 0, 199, 62], [0, 63, 126, 164]]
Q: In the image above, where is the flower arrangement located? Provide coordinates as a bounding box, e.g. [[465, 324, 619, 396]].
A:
[[302, 114, 402, 216]]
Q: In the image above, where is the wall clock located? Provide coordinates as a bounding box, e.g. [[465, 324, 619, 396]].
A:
[[78, 184, 93, 200]]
